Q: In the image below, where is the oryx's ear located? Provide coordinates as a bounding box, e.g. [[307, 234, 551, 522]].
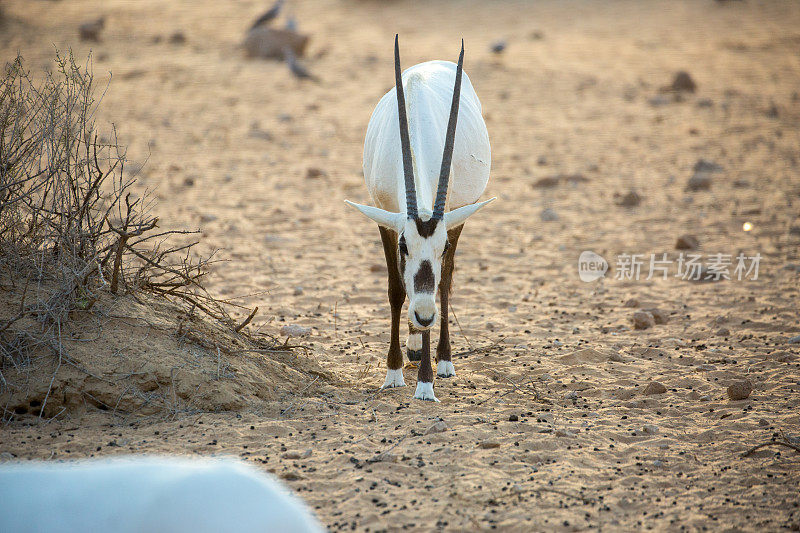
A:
[[444, 197, 496, 230], [345, 200, 406, 231]]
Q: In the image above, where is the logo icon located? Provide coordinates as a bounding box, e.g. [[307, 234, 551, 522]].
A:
[[578, 251, 608, 282]]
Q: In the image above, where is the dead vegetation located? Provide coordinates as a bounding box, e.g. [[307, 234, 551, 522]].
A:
[[0, 51, 331, 422]]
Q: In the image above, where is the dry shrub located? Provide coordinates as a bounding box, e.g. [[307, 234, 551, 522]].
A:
[[0, 51, 331, 421]]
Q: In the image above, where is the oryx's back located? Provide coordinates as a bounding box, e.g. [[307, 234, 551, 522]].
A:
[[363, 60, 490, 214]]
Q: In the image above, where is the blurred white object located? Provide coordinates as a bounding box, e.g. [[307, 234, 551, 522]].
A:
[[0, 456, 324, 533]]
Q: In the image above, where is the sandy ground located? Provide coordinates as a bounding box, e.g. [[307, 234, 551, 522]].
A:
[[2, 0, 800, 530]]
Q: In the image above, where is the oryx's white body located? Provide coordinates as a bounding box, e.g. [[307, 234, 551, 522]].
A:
[[0, 456, 323, 533], [346, 39, 494, 403], [363, 60, 491, 216]]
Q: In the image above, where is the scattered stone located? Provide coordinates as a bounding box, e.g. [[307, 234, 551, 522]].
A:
[[675, 234, 700, 250], [686, 172, 712, 191], [668, 71, 696, 93], [369, 451, 398, 464], [540, 208, 559, 222], [508, 414, 519, 422], [653, 459, 664, 467], [727, 380, 752, 401], [616, 190, 641, 207], [244, 27, 310, 60], [282, 449, 312, 460], [564, 391, 578, 400], [168, 31, 186, 44], [306, 167, 327, 179], [632, 311, 655, 330], [280, 471, 303, 481], [608, 352, 625, 363], [693, 159, 723, 173], [79, 17, 105, 42], [624, 298, 639, 308], [490, 40, 506, 54], [554, 429, 576, 437], [758, 418, 769, 427], [643, 424, 659, 435], [280, 324, 311, 337], [293, 286, 304, 296], [479, 440, 501, 449], [645, 308, 669, 325], [716, 327, 731, 337], [644, 381, 668, 395], [788, 335, 800, 344], [424, 421, 448, 435]]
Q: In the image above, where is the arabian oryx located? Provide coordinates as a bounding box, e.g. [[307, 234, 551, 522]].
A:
[[346, 36, 493, 402]]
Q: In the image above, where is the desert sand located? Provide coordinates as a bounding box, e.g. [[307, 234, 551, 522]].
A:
[[1, 0, 799, 531]]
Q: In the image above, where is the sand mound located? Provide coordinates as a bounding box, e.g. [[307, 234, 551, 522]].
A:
[[1, 292, 334, 419]]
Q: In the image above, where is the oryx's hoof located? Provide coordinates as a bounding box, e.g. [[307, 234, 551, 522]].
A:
[[407, 349, 422, 362], [436, 360, 456, 378], [381, 368, 406, 389], [413, 382, 439, 402]]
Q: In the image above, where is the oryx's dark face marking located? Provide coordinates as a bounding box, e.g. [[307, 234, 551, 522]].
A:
[[397, 215, 449, 330]]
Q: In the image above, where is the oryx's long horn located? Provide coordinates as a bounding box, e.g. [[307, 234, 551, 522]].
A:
[[432, 40, 464, 221], [395, 35, 417, 219]]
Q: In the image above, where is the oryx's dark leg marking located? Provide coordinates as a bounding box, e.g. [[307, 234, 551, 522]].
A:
[[418, 331, 433, 383], [407, 323, 423, 361], [379, 226, 405, 371], [436, 224, 463, 366]]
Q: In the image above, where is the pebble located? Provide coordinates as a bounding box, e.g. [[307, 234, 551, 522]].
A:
[[645, 308, 669, 325], [669, 71, 696, 93], [424, 421, 449, 435], [643, 424, 659, 435], [675, 234, 700, 250], [716, 327, 730, 337], [554, 429, 576, 438], [693, 159, 723, 173], [168, 31, 186, 44], [490, 40, 507, 54], [686, 172, 712, 191], [282, 449, 312, 460], [727, 379, 752, 401], [540, 208, 559, 222], [565, 391, 578, 400], [293, 286, 304, 296], [79, 17, 105, 42], [644, 381, 668, 395], [624, 298, 639, 308], [653, 459, 664, 467], [306, 167, 328, 179], [787, 335, 800, 344], [632, 311, 655, 330], [616, 190, 642, 207], [280, 324, 311, 337], [508, 414, 519, 422], [479, 441, 501, 449]]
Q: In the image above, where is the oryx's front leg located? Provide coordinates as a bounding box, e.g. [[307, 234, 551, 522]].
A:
[[436, 225, 463, 378], [378, 226, 406, 389], [413, 331, 438, 401]]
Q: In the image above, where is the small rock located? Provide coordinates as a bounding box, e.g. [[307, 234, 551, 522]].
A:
[[716, 327, 730, 337], [644, 308, 669, 325], [508, 414, 519, 422], [632, 311, 655, 330], [653, 459, 664, 467], [727, 380, 752, 401], [644, 381, 668, 395], [758, 418, 769, 427], [693, 159, 723, 173], [280, 324, 311, 337], [643, 424, 659, 435], [293, 286, 304, 296], [624, 298, 639, 308], [168, 31, 186, 44], [608, 352, 625, 362], [479, 441, 501, 449], [616, 190, 641, 207], [79, 17, 105, 42], [540, 208, 559, 222], [669, 71, 696, 93], [306, 167, 327, 179], [686, 172, 712, 191], [675, 234, 700, 250], [370, 451, 397, 463], [199, 214, 217, 223], [282, 449, 312, 460], [424, 421, 448, 435], [490, 40, 506, 54], [554, 429, 576, 438], [564, 391, 578, 400], [787, 335, 800, 344], [280, 471, 303, 481]]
